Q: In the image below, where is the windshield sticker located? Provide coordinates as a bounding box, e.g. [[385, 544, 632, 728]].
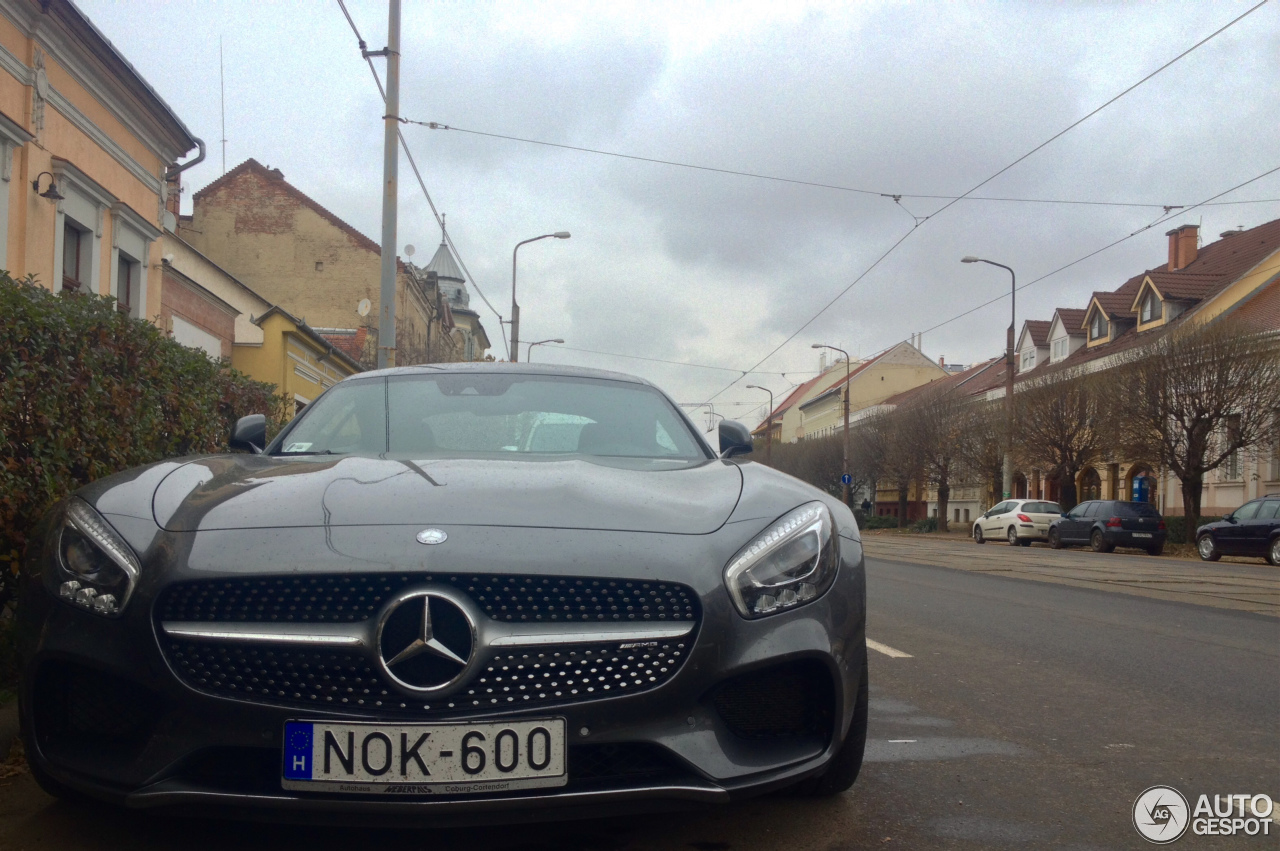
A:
[[284, 442, 313, 453]]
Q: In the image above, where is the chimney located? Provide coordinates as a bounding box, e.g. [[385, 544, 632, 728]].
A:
[[1166, 224, 1199, 271], [939, 356, 945, 367]]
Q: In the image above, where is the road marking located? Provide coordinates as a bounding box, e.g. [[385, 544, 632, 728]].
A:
[[888, 739, 917, 743], [867, 639, 913, 658]]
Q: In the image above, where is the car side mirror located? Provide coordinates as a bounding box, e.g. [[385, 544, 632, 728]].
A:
[[1225, 514, 1237, 524], [719, 420, 753, 458], [230, 414, 267, 454]]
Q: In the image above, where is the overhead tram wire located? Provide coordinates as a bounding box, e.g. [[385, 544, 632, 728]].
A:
[[336, 0, 511, 359], [912, 164, 1280, 340], [695, 0, 1269, 405], [410, 118, 1280, 213]]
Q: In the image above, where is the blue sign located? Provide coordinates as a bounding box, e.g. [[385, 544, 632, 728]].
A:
[[841, 474, 852, 485], [283, 722, 313, 780]]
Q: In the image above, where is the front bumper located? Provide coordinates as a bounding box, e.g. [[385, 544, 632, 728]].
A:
[[17, 521, 866, 821]]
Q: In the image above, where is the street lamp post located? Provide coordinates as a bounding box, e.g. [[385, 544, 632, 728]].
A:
[[962, 256, 1016, 500], [812, 344, 852, 507], [511, 232, 570, 362], [745, 384, 774, 465], [525, 338, 565, 362]]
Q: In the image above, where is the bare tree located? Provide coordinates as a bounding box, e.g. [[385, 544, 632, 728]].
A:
[[1012, 370, 1106, 511], [1105, 320, 1280, 531], [900, 383, 966, 532], [954, 400, 1005, 511]]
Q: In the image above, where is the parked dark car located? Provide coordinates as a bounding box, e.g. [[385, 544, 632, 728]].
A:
[[1047, 500, 1167, 555], [15, 363, 868, 822], [1195, 495, 1280, 565]]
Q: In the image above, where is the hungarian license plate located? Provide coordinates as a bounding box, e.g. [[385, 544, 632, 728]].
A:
[[1133, 532, 1152, 539], [281, 718, 567, 795]]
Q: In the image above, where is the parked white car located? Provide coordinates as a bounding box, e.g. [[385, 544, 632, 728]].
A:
[[973, 499, 1064, 546]]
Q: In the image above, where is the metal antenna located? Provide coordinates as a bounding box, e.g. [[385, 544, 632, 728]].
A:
[[219, 36, 227, 174]]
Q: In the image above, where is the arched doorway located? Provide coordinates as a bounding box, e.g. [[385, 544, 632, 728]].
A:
[[1079, 467, 1102, 501], [1013, 472, 1028, 499], [1128, 464, 1158, 504]]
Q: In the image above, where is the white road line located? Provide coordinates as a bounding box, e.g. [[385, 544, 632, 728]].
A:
[[867, 639, 913, 658]]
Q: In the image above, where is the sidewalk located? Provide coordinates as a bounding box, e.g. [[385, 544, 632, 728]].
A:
[[861, 531, 1280, 617]]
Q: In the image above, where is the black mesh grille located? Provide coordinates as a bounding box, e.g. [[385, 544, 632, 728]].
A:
[[158, 574, 698, 625], [711, 660, 834, 740], [162, 638, 690, 714], [569, 743, 680, 781], [34, 662, 160, 758]]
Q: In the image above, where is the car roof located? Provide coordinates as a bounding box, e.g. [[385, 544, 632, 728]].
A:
[[343, 361, 654, 387]]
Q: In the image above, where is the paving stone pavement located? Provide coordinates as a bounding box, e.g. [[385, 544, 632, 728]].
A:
[[861, 532, 1280, 616]]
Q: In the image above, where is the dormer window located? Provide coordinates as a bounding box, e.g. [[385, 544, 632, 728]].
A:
[[1140, 291, 1161, 323], [1052, 338, 1068, 361], [1021, 349, 1035, 371], [1089, 311, 1108, 341]]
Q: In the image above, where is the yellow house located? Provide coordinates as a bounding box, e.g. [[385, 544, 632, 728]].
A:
[[230, 306, 363, 416], [0, 0, 198, 320], [780, 341, 947, 443]]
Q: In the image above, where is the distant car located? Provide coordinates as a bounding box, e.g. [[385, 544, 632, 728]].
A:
[[1195, 495, 1280, 565], [972, 499, 1063, 546], [1048, 500, 1167, 555]]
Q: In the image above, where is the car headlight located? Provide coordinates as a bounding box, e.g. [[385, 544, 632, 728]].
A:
[[724, 501, 839, 619], [53, 499, 141, 617]]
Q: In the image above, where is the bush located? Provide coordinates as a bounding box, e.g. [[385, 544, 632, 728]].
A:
[[1164, 515, 1222, 545], [0, 274, 289, 611], [910, 516, 938, 533], [862, 515, 900, 530]]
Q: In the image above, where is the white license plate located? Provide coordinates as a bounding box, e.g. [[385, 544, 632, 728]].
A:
[[1133, 532, 1152, 539], [281, 718, 567, 795]]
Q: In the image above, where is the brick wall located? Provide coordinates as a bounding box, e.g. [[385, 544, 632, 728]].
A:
[[159, 269, 237, 359], [179, 160, 460, 368]]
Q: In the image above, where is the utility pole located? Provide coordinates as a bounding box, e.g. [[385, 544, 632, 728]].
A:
[[746, 384, 774, 465], [374, 0, 401, 369], [510, 232, 570, 362]]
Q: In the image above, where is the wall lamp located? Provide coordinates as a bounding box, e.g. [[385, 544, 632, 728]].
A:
[[32, 172, 64, 201]]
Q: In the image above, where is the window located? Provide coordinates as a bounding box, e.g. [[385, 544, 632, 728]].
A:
[[1052, 338, 1068, 361], [1257, 500, 1280, 520], [1232, 501, 1260, 521], [1224, 414, 1242, 479], [1089, 311, 1107, 341], [62, 221, 86, 292], [116, 254, 134, 314], [1140, 292, 1161, 323], [1021, 349, 1035, 371]]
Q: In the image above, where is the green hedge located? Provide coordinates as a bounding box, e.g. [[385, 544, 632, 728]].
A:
[[861, 515, 900, 530], [0, 274, 289, 612], [1164, 515, 1222, 545]]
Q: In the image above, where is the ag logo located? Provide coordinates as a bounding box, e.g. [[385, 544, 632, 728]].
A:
[[1133, 785, 1190, 844]]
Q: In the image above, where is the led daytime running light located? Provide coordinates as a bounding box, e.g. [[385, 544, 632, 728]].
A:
[[60, 499, 140, 615], [724, 501, 837, 619]]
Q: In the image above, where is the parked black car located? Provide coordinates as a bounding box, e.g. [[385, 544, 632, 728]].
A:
[[1195, 495, 1280, 565], [1047, 500, 1167, 555]]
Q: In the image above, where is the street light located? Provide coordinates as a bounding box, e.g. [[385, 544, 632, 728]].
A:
[[525, 338, 565, 362], [511, 232, 570, 362], [812, 343, 852, 507], [961, 256, 1016, 500], [745, 384, 775, 465]]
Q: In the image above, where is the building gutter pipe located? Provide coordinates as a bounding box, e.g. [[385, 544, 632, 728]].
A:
[[165, 138, 207, 180]]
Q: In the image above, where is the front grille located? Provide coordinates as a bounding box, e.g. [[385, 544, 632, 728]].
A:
[[711, 660, 834, 740], [569, 743, 681, 781], [158, 574, 698, 625], [162, 638, 689, 714], [157, 573, 700, 715]]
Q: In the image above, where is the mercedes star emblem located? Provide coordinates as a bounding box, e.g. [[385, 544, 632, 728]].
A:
[[376, 590, 475, 693], [416, 528, 448, 545]]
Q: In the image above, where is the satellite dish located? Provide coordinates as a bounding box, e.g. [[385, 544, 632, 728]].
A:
[[404, 244, 416, 258], [357, 298, 371, 317]]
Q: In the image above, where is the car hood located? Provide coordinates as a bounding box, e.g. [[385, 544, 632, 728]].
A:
[[151, 454, 742, 535]]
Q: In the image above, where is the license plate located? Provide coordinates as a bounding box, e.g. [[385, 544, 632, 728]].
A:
[[281, 718, 567, 795], [1133, 532, 1152, 539]]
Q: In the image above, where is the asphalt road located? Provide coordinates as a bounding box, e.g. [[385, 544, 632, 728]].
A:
[[2, 556, 1276, 850]]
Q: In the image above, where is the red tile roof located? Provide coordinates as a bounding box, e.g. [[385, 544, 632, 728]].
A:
[[1023, 320, 1051, 347], [1228, 279, 1280, 333], [1054, 308, 1087, 335]]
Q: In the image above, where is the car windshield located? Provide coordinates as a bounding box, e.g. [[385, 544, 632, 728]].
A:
[[270, 373, 707, 460]]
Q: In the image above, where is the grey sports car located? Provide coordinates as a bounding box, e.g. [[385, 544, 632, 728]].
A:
[[16, 363, 868, 822]]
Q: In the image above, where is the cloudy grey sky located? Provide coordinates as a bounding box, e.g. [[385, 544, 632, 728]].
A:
[[85, 0, 1280, 426]]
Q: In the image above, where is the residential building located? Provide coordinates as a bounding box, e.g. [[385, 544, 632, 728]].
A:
[[994, 220, 1280, 515], [177, 158, 462, 369], [758, 341, 948, 445], [231, 306, 362, 415], [417, 230, 490, 361], [0, 0, 198, 321]]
